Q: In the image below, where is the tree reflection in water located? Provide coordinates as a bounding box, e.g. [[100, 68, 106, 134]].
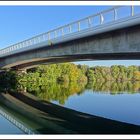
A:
[[25, 81, 140, 105]]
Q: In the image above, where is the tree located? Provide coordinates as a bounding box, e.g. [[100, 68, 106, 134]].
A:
[[134, 71, 140, 81]]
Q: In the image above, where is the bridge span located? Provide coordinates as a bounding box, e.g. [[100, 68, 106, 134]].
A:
[[0, 6, 140, 70]]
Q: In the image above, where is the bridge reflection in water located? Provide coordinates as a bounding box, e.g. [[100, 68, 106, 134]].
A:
[[0, 109, 34, 134], [0, 91, 140, 134]]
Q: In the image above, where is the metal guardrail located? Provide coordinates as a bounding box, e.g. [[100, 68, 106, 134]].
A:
[[0, 6, 140, 57]]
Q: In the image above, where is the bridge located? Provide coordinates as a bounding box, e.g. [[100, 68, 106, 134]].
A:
[[0, 108, 35, 134], [0, 6, 140, 71]]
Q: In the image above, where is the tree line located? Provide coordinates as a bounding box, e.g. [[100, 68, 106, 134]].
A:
[[22, 63, 140, 84], [0, 63, 140, 92]]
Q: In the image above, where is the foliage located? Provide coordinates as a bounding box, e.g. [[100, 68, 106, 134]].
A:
[[0, 63, 140, 100], [0, 70, 18, 91]]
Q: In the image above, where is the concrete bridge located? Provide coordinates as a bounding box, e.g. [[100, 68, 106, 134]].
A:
[[0, 6, 140, 70]]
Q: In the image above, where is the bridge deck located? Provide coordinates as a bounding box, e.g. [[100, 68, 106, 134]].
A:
[[0, 6, 140, 58]]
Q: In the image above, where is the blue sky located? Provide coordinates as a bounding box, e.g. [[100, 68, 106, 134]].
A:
[[74, 60, 140, 67], [0, 6, 139, 66], [0, 6, 111, 48]]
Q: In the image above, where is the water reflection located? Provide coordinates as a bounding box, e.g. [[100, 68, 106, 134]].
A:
[[27, 81, 140, 105], [1, 79, 140, 131], [86, 81, 140, 95], [27, 82, 86, 105]]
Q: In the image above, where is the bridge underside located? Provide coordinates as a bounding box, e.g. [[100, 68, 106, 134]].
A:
[[6, 52, 140, 70], [0, 24, 140, 70]]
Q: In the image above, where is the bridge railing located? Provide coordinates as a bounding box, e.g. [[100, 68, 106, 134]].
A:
[[0, 6, 140, 57], [0, 109, 35, 134]]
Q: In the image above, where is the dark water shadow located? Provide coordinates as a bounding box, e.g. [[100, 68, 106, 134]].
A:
[[3, 91, 140, 134]]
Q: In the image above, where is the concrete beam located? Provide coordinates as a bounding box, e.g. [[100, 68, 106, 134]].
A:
[[0, 24, 140, 69]]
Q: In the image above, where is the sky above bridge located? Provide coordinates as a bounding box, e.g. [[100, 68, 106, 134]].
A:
[[0, 6, 139, 66], [0, 6, 111, 48]]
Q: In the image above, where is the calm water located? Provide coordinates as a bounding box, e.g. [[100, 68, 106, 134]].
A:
[[0, 81, 140, 134], [52, 90, 140, 126], [29, 81, 140, 126]]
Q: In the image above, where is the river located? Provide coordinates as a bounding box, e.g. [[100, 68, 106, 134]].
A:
[[28, 81, 140, 126], [0, 81, 140, 134]]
